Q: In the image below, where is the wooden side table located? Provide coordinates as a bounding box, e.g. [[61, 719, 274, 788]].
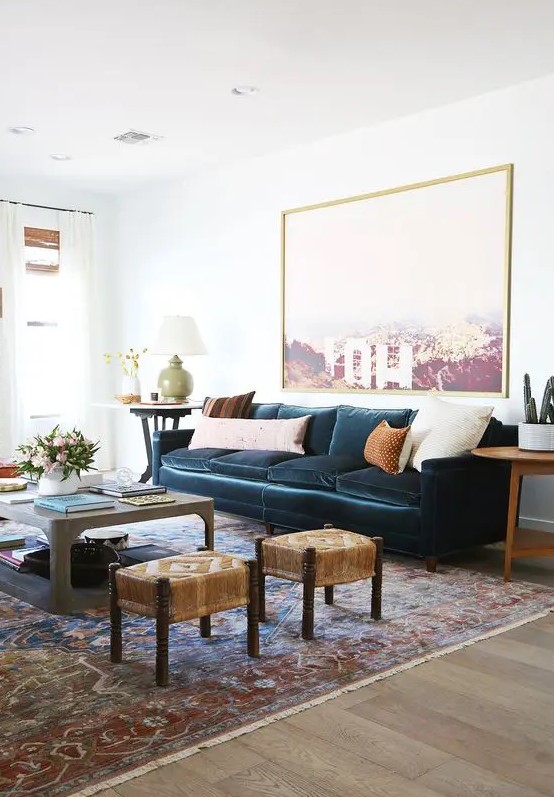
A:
[[471, 446, 554, 580], [93, 402, 203, 482]]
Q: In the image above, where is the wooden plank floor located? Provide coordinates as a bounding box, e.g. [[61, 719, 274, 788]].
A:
[[104, 549, 554, 797]]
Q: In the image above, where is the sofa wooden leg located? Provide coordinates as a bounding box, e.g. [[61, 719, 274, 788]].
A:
[[302, 547, 316, 640], [425, 557, 438, 573], [371, 537, 383, 621], [324, 585, 334, 605], [255, 536, 266, 622], [265, 522, 275, 535]]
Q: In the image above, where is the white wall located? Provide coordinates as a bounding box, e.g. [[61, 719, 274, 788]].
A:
[[113, 73, 554, 525], [0, 175, 118, 467]]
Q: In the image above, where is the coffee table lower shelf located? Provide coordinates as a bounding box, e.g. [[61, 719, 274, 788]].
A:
[[0, 565, 109, 613]]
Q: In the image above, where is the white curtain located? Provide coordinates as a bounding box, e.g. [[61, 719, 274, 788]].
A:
[[58, 212, 113, 470], [0, 202, 26, 457]]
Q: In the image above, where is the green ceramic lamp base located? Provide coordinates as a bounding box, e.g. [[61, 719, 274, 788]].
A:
[[157, 355, 193, 402]]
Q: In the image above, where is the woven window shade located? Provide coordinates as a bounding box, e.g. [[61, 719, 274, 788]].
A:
[[25, 227, 59, 273], [24, 227, 59, 249]]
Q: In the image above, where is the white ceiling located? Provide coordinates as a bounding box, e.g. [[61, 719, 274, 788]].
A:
[[2, 0, 554, 193]]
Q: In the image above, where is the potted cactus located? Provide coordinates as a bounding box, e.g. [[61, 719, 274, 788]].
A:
[[519, 373, 554, 450]]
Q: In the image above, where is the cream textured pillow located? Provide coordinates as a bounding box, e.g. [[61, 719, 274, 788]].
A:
[[189, 415, 311, 454], [410, 396, 493, 472]]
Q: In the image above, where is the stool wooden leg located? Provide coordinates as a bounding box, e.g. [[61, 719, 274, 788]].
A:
[[255, 536, 266, 622], [371, 537, 383, 621], [156, 577, 170, 687], [199, 615, 211, 638], [324, 585, 334, 605], [109, 563, 122, 664], [247, 560, 260, 658], [302, 547, 316, 640]]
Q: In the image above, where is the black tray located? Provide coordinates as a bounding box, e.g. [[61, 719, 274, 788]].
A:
[[24, 543, 119, 587], [118, 544, 180, 567]]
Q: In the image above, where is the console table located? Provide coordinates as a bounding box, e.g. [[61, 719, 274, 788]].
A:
[[471, 446, 554, 581], [94, 402, 203, 482]]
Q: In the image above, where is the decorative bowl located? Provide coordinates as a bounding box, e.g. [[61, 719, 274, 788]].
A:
[[115, 394, 141, 404], [84, 529, 129, 550]]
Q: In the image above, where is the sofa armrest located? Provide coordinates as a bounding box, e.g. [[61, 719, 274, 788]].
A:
[[152, 429, 194, 484], [419, 453, 511, 558]]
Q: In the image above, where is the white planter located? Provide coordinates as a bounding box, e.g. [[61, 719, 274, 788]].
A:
[[119, 374, 141, 401], [518, 422, 554, 451], [38, 470, 81, 496]]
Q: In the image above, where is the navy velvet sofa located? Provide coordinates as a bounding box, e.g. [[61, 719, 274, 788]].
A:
[[152, 402, 516, 570]]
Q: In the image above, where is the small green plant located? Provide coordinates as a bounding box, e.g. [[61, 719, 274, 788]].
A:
[[104, 347, 147, 377], [523, 373, 554, 423], [15, 426, 100, 480]]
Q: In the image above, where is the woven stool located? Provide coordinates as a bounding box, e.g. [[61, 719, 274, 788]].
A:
[[255, 525, 383, 639], [109, 551, 259, 686]]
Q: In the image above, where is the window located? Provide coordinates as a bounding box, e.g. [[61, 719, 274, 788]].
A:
[[24, 227, 64, 419]]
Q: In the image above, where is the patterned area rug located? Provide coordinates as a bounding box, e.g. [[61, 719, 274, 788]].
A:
[[1, 514, 553, 797]]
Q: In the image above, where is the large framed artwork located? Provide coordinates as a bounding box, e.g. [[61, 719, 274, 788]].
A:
[[282, 164, 513, 397]]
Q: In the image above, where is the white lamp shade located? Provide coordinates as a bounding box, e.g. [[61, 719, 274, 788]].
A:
[[150, 316, 207, 356]]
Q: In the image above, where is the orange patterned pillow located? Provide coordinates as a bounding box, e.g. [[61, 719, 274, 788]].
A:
[[363, 420, 412, 475]]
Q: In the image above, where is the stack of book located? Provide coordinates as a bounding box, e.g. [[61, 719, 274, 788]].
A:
[[89, 482, 167, 498], [0, 536, 48, 571], [0, 533, 26, 551], [34, 494, 115, 513]]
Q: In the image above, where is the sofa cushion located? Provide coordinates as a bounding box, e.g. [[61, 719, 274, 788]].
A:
[[249, 403, 282, 420], [203, 391, 255, 418], [268, 454, 364, 491], [336, 466, 421, 507], [364, 420, 413, 475], [410, 396, 492, 471], [210, 450, 303, 481], [189, 415, 311, 453], [277, 405, 338, 455], [329, 406, 412, 459], [161, 447, 237, 473]]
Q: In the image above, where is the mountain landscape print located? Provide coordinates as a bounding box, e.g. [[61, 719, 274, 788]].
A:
[[282, 166, 512, 396]]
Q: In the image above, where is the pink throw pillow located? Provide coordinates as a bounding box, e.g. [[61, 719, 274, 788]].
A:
[[189, 416, 311, 454]]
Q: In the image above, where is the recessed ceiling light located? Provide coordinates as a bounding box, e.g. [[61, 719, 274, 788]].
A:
[[114, 129, 163, 145], [8, 126, 35, 135], [231, 85, 260, 96], [50, 153, 72, 161]]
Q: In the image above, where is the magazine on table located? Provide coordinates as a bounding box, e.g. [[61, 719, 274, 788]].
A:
[[89, 482, 167, 498]]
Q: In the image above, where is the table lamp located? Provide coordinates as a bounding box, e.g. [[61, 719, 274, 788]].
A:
[[150, 316, 207, 401]]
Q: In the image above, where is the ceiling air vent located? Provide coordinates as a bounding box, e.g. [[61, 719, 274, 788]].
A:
[[114, 129, 163, 145]]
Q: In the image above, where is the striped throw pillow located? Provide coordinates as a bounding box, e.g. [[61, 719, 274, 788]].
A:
[[202, 391, 255, 419]]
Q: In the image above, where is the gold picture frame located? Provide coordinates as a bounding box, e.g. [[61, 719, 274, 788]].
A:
[[281, 164, 513, 397]]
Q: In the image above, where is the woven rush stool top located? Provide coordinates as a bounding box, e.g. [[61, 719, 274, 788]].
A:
[[115, 551, 250, 622], [261, 529, 376, 587]]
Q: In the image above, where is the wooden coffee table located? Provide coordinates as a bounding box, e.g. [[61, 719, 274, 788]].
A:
[[0, 490, 214, 614], [472, 446, 554, 581]]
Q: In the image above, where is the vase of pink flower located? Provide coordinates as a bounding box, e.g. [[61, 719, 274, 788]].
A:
[[15, 426, 100, 497]]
